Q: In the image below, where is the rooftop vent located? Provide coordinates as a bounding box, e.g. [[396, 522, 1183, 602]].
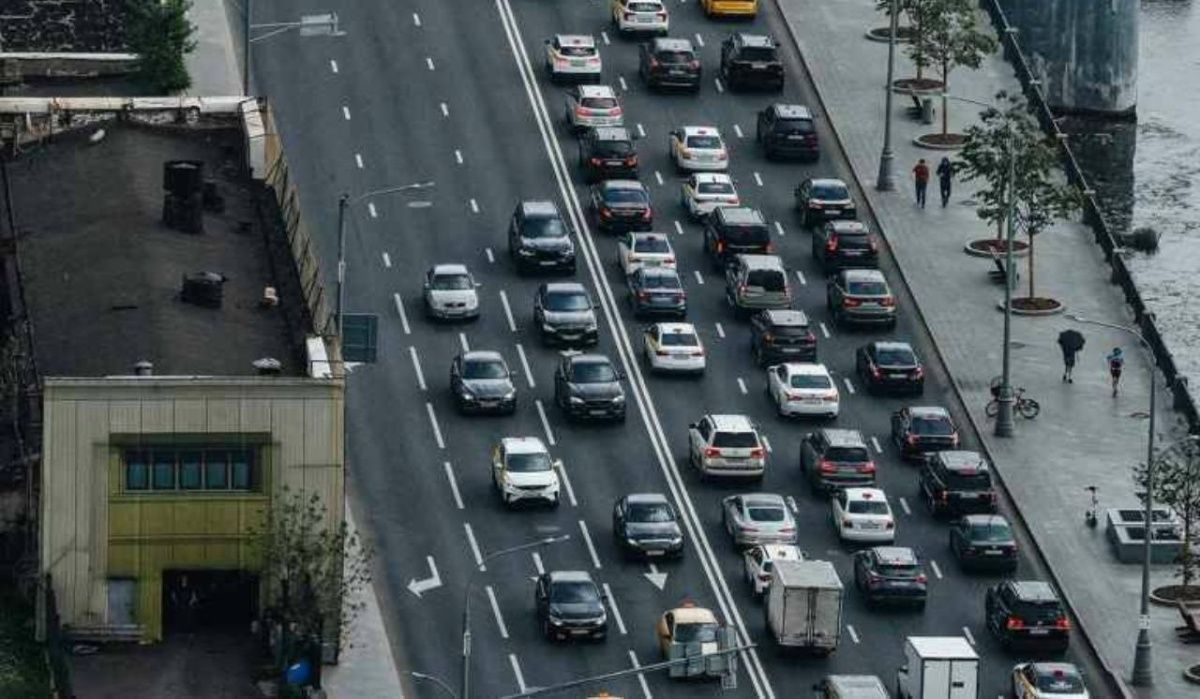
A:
[[180, 271, 225, 308], [133, 360, 153, 376], [253, 357, 283, 376]]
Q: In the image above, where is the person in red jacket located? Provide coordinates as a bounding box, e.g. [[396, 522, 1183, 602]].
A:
[[912, 159, 930, 208]]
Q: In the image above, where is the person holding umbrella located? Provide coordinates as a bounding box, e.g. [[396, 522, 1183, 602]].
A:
[[1057, 329, 1085, 383]]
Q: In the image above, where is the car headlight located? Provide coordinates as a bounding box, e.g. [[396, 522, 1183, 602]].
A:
[[459, 386, 476, 400], [611, 394, 625, 404], [569, 396, 585, 405], [543, 323, 556, 332], [626, 537, 641, 547], [502, 390, 516, 401], [585, 321, 598, 332], [549, 614, 565, 626], [669, 535, 683, 545], [517, 247, 536, 257]]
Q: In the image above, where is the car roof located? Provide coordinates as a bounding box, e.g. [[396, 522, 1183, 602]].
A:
[[462, 350, 504, 363], [669, 606, 718, 624], [579, 84, 617, 98], [734, 33, 776, 48], [908, 406, 952, 419], [602, 179, 646, 192], [871, 546, 917, 565], [760, 544, 803, 561], [828, 219, 868, 233], [770, 103, 812, 119], [567, 353, 613, 367], [1008, 580, 1060, 602], [548, 570, 595, 584], [809, 177, 848, 188], [652, 37, 694, 52], [935, 450, 987, 471], [544, 281, 588, 294], [501, 436, 548, 454], [735, 492, 786, 507], [762, 309, 809, 326], [708, 414, 756, 431], [520, 200, 559, 217], [780, 362, 830, 376], [871, 340, 914, 352], [820, 428, 867, 447], [692, 172, 733, 185], [716, 206, 765, 224], [554, 34, 595, 47], [681, 125, 722, 138], [653, 321, 697, 335], [591, 126, 631, 142], [843, 268, 887, 283], [735, 254, 784, 269], [625, 493, 671, 505], [431, 263, 470, 276], [844, 487, 887, 502]]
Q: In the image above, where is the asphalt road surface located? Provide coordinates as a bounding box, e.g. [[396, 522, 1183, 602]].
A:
[[253, 0, 1102, 696]]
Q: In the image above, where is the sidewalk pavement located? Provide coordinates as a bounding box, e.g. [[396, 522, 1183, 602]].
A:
[[776, 0, 1189, 695], [184, 0, 243, 96]]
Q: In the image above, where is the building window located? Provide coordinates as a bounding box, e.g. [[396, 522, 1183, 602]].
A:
[[123, 447, 259, 493]]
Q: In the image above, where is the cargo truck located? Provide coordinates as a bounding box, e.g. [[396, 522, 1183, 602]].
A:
[[764, 559, 843, 654], [895, 636, 979, 699]]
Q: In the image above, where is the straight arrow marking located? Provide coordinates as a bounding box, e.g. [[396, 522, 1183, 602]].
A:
[[644, 562, 668, 590]]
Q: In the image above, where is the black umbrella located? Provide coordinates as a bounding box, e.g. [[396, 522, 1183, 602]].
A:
[[1058, 329, 1085, 353]]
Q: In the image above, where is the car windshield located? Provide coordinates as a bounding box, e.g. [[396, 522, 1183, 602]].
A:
[[463, 360, 507, 379], [847, 280, 889, 295], [582, 96, 618, 109], [789, 374, 832, 389], [825, 446, 869, 463], [640, 273, 682, 290], [634, 236, 671, 253], [1035, 669, 1084, 693], [629, 1, 661, 11], [945, 469, 992, 489], [545, 292, 590, 311], [876, 347, 916, 365], [595, 141, 634, 157], [431, 273, 473, 290], [629, 503, 674, 522], [968, 521, 1012, 542], [848, 500, 890, 515], [686, 135, 722, 149], [773, 118, 813, 133], [559, 45, 594, 57], [878, 563, 921, 578], [746, 269, 786, 291], [811, 183, 849, 199], [674, 622, 719, 644], [570, 362, 617, 383], [723, 223, 770, 245], [606, 188, 647, 204], [507, 453, 552, 472], [713, 431, 759, 448], [550, 581, 600, 604], [739, 47, 776, 62], [698, 181, 735, 195], [747, 505, 785, 522], [661, 331, 698, 346], [912, 416, 954, 435], [524, 216, 568, 238], [657, 50, 694, 64]]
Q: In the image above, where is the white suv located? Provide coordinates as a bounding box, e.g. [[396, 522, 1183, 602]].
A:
[[687, 414, 766, 479], [491, 437, 561, 507], [832, 487, 895, 543]]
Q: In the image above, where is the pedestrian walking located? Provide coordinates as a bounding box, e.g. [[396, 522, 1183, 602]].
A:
[[912, 159, 930, 208], [1057, 329, 1085, 383], [1106, 347, 1125, 397], [936, 157, 954, 207]]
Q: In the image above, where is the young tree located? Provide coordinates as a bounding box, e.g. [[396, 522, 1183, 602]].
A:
[[921, 0, 997, 136], [126, 0, 197, 94], [877, 0, 936, 81], [1134, 438, 1200, 589]]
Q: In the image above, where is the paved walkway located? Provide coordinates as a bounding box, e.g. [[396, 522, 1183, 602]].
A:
[[776, 0, 1190, 696]]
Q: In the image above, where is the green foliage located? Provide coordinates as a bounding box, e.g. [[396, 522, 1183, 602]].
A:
[[126, 0, 197, 94], [923, 0, 997, 135], [1134, 439, 1200, 588], [0, 587, 50, 697], [876, 0, 937, 79]]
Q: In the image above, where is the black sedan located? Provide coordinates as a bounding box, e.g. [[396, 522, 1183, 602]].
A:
[[891, 406, 959, 461], [856, 341, 924, 395], [627, 267, 687, 319], [613, 493, 684, 558], [553, 353, 626, 422], [795, 177, 856, 229], [591, 180, 653, 234], [950, 514, 1018, 572], [852, 546, 927, 608], [449, 351, 517, 414]]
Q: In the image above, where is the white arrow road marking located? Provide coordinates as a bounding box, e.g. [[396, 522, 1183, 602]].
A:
[[644, 563, 668, 590], [629, 650, 652, 699], [486, 585, 509, 638], [464, 523, 484, 570], [930, 559, 943, 579], [409, 346, 426, 391], [443, 461, 464, 510], [899, 496, 911, 515], [602, 583, 627, 634], [556, 458, 578, 506], [786, 496, 798, 514], [509, 654, 527, 692], [425, 402, 445, 449], [535, 399, 556, 445], [963, 626, 976, 646], [407, 555, 442, 597], [516, 343, 535, 388], [500, 290, 516, 332], [870, 436, 882, 453], [846, 624, 860, 644], [579, 520, 602, 569]]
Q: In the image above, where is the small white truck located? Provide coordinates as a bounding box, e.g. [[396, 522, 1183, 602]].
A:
[[764, 559, 843, 654], [895, 636, 979, 699]]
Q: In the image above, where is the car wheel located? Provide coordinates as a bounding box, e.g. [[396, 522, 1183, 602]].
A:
[[550, 494, 561, 509]]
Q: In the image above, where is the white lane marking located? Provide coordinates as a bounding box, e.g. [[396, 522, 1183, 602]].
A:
[[762, 435, 773, 453], [426, 57, 435, 71], [842, 377, 856, 395], [499, 290, 516, 332], [459, 332, 470, 353], [602, 582, 627, 635], [654, 170, 664, 186], [407, 200, 433, 209], [342, 105, 351, 120], [673, 220, 684, 236], [694, 33, 705, 48], [931, 559, 943, 579], [485, 247, 495, 264], [443, 461, 464, 509], [532, 551, 545, 575], [393, 293, 411, 334], [330, 59, 339, 73], [847, 624, 861, 644], [619, 75, 628, 91], [737, 377, 748, 395], [579, 520, 602, 569], [412, 12, 421, 26], [775, 221, 787, 238], [440, 102, 449, 117], [636, 123, 646, 138], [715, 322, 725, 338], [899, 496, 912, 515], [629, 650, 652, 699], [557, 459, 578, 507], [785, 495, 798, 514], [382, 252, 392, 268], [464, 522, 484, 569], [535, 399, 556, 445], [819, 321, 830, 338], [509, 654, 527, 693], [693, 270, 704, 285], [368, 202, 378, 219], [870, 436, 883, 453], [962, 626, 976, 646], [409, 346, 427, 391], [355, 153, 363, 168], [425, 402, 445, 449], [733, 124, 743, 139], [795, 270, 807, 286], [714, 77, 724, 93], [601, 30, 611, 45], [753, 171, 764, 187], [469, 198, 480, 214], [516, 343, 535, 388], [455, 149, 464, 165], [486, 585, 509, 639]]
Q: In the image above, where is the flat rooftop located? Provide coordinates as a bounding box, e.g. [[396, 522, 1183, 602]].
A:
[[8, 121, 307, 377]]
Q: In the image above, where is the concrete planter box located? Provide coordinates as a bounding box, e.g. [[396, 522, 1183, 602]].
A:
[[1106, 508, 1184, 564]]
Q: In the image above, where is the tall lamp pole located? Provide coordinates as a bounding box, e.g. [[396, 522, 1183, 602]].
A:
[[876, 0, 899, 191]]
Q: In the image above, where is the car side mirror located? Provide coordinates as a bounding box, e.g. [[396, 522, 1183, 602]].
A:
[[475, 282, 482, 288], [688, 423, 697, 430], [617, 369, 627, 380]]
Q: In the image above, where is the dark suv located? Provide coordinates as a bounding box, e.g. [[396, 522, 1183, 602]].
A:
[[702, 206, 772, 270], [613, 493, 684, 558], [756, 104, 818, 161], [856, 341, 924, 395], [750, 309, 817, 365], [852, 546, 927, 608], [827, 269, 897, 328], [985, 580, 1070, 653], [919, 451, 997, 517], [553, 353, 626, 422], [590, 179, 652, 233], [812, 220, 878, 272], [579, 127, 639, 182], [534, 282, 598, 346], [535, 571, 609, 641], [639, 37, 701, 91], [950, 514, 1018, 571], [799, 428, 876, 494], [509, 201, 577, 274], [795, 178, 856, 229], [719, 33, 784, 91]]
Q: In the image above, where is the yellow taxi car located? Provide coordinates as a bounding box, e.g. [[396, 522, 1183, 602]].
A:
[[656, 602, 721, 659], [701, 0, 758, 19]]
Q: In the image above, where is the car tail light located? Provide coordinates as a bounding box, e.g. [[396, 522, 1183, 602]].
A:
[[1054, 616, 1071, 630], [786, 391, 803, 401], [657, 11, 667, 19], [951, 433, 960, 445], [680, 147, 692, 159], [906, 435, 919, 446], [656, 349, 669, 357], [625, 156, 638, 166], [716, 241, 725, 254], [870, 365, 881, 378], [738, 284, 747, 295], [692, 349, 705, 357], [869, 238, 879, 253], [938, 489, 948, 503], [590, 157, 604, 165], [588, 56, 601, 65], [988, 491, 997, 503], [717, 151, 728, 161], [765, 242, 775, 253], [704, 447, 721, 458], [843, 298, 862, 307], [637, 291, 650, 301], [664, 256, 675, 265], [805, 332, 816, 344], [818, 460, 837, 474], [600, 208, 613, 218], [749, 447, 765, 459], [915, 574, 927, 584], [858, 462, 876, 474], [761, 332, 773, 342], [826, 236, 838, 252], [577, 106, 594, 117], [1006, 616, 1025, 630], [885, 520, 894, 529], [758, 573, 771, 581], [823, 392, 838, 402], [880, 297, 896, 307], [612, 106, 623, 117], [649, 58, 660, 68], [555, 56, 570, 66], [642, 208, 653, 220], [866, 572, 882, 586], [624, 11, 635, 19], [914, 366, 925, 378], [689, 60, 700, 69], [780, 526, 795, 533], [842, 518, 853, 528]]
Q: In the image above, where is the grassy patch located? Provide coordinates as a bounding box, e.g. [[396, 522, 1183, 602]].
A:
[[0, 586, 50, 698]]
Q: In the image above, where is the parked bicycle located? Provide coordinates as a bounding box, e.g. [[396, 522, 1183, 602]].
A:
[[985, 384, 1040, 419]]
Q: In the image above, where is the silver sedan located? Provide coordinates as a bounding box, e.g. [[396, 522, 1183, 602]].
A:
[[721, 493, 796, 547]]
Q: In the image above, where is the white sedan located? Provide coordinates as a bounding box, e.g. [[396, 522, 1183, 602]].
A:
[[611, 0, 669, 35], [669, 126, 729, 172], [680, 173, 740, 219], [743, 544, 803, 596], [1012, 662, 1089, 699], [766, 363, 839, 419], [643, 322, 705, 374], [617, 231, 676, 275], [832, 488, 895, 543], [545, 34, 602, 83]]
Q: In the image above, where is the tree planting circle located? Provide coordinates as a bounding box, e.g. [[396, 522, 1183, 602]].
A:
[[914, 133, 967, 150], [1151, 585, 1200, 606], [964, 239, 1030, 258], [865, 26, 916, 43], [891, 77, 944, 94], [1007, 297, 1065, 316], [1185, 664, 1200, 685]]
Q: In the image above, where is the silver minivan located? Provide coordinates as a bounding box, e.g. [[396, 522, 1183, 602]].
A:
[[726, 254, 792, 317]]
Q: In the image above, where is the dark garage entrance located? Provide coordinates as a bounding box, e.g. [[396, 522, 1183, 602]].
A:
[[163, 570, 259, 634]]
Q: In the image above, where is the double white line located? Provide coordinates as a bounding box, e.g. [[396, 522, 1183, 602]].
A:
[[493, 2, 774, 697]]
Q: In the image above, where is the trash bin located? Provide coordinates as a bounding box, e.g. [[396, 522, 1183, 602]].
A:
[[920, 98, 935, 125]]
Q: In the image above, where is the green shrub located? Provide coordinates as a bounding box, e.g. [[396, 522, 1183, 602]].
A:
[[127, 0, 197, 94]]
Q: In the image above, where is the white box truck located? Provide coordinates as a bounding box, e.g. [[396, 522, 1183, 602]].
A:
[[765, 559, 843, 654], [895, 636, 978, 699]]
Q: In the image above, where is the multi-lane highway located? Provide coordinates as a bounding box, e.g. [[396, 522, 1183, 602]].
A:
[[253, 0, 1101, 696]]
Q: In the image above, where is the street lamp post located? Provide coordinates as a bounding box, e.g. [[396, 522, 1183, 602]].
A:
[[462, 534, 571, 699], [411, 671, 459, 698], [242, 4, 343, 95], [1065, 313, 1156, 686], [876, 0, 899, 192]]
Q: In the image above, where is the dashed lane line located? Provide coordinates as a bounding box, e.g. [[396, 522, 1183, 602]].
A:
[[714, 77, 724, 93], [470, 198, 480, 213], [693, 270, 704, 285], [499, 290, 516, 332], [636, 123, 646, 138], [898, 496, 912, 515], [931, 559, 943, 579], [733, 124, 743, 139], [425, 402, 445, 449], [409, 346, 427, 391], [870, 436, 882, 453], [674, 220, 684, 236], [486, 585, 509, 639], [557, 458, 578, 507], [330, 59, 339, 73], [602, 583, 627, 635], [601, 30, 611, 45], [355, 153, 363, 168], [629, 650, 653, 699], [440, 102, 449, 117], [842, 376, 856, 395], [517, 343, 536, 388], [579, 520, 602, 569], [412, 12, 421, 26], [486, 247, 495, 264], [535, 399, 556, 445], [455, 149, 464, 165], [443, 461, 464, 509], [753, 171, 764, 187], [963, 626, 976, 646], [393, 293, 411, 334], [532, 551, 545, 575], [368, 202, 378, 218], [509, 654, 527, 693], [847, 624, 861, 644], [464, 522, 484, 569], [654, 170, 664, 186], [819, 321, 830, 338], [342, 105, 351, 120], [459, 332, 470, 353], [737, 377, 748, 395], [382, 252, 392, 268], [715, 322, 725, 338], [694, 33, 705, 47], [762, 434, 772, 453], [426, 57, 435, 71], [619, 75, 628, 91], [776, 221, 787, 238], [795, 270, 806, 286]]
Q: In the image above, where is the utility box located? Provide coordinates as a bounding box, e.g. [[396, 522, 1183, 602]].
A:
[[764, 559, 843, 654], [895, 636, 978, 699]]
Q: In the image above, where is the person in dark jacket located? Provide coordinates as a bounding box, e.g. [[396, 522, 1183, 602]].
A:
[[936, 157, 954, 207], [1057, 329, 1085, 383]]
